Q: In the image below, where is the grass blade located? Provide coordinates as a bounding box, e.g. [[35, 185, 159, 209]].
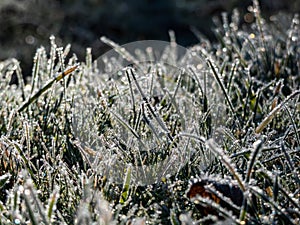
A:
[[17, 65, 78, 112], [206, 139, 245, 192], [255, 90, 300, 133], [119, 164, 132, 204]]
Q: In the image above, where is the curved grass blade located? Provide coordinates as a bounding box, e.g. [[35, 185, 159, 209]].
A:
[[206, 59, 241, 127], [0, 174, 10, 189], [245, 139, 264, 183], [127, 68, 173, 142], [206, 139, 245, 192], [100, 36, 140, 69], [193, 195, 240, 224], [240, 139, 264, 221], [249, 185, 296, 224]]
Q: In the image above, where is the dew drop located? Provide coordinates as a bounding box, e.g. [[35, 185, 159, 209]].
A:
[[25, 35, 35, 45], [24, 189, 30, 196], [249, 33, 256, 39]]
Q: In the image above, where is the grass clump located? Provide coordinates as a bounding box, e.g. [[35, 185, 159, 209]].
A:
[[0, 2, 299, 224]]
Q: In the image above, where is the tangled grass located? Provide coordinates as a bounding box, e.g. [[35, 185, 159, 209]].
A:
[[0, 2, 299, 224]]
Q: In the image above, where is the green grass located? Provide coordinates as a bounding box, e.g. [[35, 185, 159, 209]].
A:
[[0, 2, 299, 224]]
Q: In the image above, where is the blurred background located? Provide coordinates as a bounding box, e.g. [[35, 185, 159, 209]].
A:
[[0, 0, 299, 77]]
